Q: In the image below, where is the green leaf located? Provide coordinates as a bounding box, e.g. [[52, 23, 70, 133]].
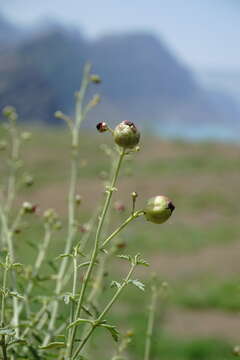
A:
[[9, 291, 25, 300], [56, 253, 73, 260], [39, 342, 66, 350], [82, 305, 93, 317], [110, 281, 121, 290], [0, 327, 16, 336], [128, 279, 145, 291], [78, 261, 91, 268], [67, 318, 93, 329], [136, 258, 149, 267], [100, 324, 119, 342], [117, 254, 132, 262], [11, 262, 23, 268]]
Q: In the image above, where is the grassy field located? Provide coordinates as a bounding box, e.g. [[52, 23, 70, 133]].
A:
[[1, 126, 240, 359]]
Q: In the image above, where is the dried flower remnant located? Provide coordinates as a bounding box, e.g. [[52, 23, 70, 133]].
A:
[[96, 122, 108, 133]]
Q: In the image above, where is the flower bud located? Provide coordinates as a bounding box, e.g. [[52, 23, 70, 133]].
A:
[[113, 121, 140, 149], [2, 106, 16, 118], [54, 111, 63, 119], [21, 132, 32, 141], [23, 175, 34, 187], [96, 122, 108, 133], [90, 74, 101, 84], [75, 194, 82, 205], [144, 195, 175, 224], [131, 191, 138, 200], [233, 345, 240, 356]]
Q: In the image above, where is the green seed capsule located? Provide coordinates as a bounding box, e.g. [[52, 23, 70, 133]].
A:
[[113, 121, 140, 149], [144, 195, 175, 224]]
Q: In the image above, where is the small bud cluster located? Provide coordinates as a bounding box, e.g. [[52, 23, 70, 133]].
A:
[[43, 208, 62, 230]]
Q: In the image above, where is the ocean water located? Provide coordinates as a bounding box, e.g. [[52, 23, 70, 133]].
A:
[[156, 123, 240, 143]]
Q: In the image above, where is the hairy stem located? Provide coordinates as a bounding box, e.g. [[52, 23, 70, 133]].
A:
[[0, 207, 19, 337], [66, 148, 125, 358], [43, 63, 92, 346], [18, 224, 52, 316], [0, 256, 9, 360], [6, 119, 20, 214], [101, 210, 143, 250], [144, 283, 158, 360], [73, 262, 136, 359]]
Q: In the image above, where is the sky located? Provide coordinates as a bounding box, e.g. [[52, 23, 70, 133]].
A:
[[2, 0, 240, 71]]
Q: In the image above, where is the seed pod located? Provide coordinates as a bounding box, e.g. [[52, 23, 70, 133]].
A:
[[144, 195, 175, 224], [113, 121, 140, 149]]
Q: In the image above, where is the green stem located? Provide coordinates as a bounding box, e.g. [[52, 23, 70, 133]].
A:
[[6, 119, 20, 214], [0, 207, 19, 337], [1, 256, 9, 360], [101, 210, 143, 250], [73, 263, 136, 359], [43, 63, 92, 346], [144, 283, 158, 360], [18, 224, 52, 316], [67, 148, 126, 358]]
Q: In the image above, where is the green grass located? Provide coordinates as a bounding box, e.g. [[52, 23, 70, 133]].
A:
[[1, 126, 240, 359], [174, 276, 240, 312]]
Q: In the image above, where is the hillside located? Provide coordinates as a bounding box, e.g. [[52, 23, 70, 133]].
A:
[[0, 17, 239, 136]]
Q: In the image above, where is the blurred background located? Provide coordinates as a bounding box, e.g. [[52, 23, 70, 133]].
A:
[[1, 0, 240, 140], [1, 1, 240, 359]]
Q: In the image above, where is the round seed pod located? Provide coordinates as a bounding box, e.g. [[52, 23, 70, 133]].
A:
[[144, 195, 175, 224], [113, 121, 140, 149]]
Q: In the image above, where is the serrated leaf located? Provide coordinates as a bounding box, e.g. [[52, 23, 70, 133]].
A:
[[11, 263, 23, 268], [67, 318, 93, 329], [136, 258, 149, 267], [82, 305, 93, 317], [9, 291, 25, 300], [117, 254, 132, 262], [56, 253, 72, 260], [110, 281, 121, 290], [100, 324, 119, 342], [0, 327, 15, 336], [78, 261, 91, 268], [26, 240, 37, 249], [39, 342, 66, 350], [128, 279, 145, 291]]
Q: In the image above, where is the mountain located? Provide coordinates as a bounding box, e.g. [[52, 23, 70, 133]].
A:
[[0, 17, 239, 138]]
